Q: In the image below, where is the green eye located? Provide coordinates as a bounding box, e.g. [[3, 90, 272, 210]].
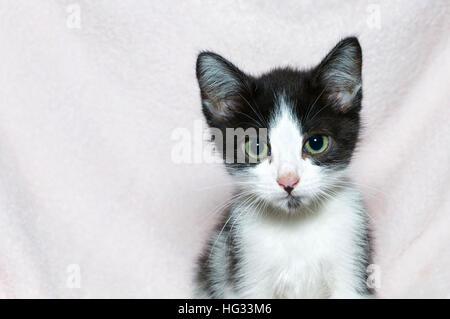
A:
[[244, 139, 270, 161], [303, 134, 329, 154]]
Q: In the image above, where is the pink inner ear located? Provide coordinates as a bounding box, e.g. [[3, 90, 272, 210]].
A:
[[207, 100, 231, 118], [206, 93, 242, 119], [334, 91, 353, 111], [328, 83, 361, 112], [217, 100, 232, 117]]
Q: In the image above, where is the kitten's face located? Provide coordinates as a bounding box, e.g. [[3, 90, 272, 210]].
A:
[[197, 37, 362, 212]]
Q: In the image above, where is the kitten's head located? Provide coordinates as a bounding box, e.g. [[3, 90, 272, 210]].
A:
[[196, 37, 362, 212]]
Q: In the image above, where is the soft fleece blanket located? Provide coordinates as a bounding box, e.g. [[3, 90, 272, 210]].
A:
[[0, 0, 449, 298]]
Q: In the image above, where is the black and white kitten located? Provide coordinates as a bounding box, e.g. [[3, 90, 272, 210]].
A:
[[195, 37, 372, 298]]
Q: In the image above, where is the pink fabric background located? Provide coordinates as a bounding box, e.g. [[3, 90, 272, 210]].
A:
[[0, 1, 449, 298]]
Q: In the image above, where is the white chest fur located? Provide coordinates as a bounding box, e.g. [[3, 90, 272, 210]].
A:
[[233, 187, 367, 298]]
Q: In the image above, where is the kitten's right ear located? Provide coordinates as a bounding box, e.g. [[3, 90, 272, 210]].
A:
[[196, 52, 249, 122]]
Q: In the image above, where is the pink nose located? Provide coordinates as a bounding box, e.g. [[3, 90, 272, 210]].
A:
[[277, 173, 299, 194]]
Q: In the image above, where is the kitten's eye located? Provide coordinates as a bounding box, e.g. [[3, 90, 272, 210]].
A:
[[303, 134, 329, 155], [244, 139, 270, 161]]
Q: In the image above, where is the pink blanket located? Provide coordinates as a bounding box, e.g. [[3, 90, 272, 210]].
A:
[[0, 1, 449, 298]]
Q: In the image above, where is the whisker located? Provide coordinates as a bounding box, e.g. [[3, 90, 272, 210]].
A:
[[237, 93, 269, 128], [207, 193, 256, 263], [304, 85, 327, 122]]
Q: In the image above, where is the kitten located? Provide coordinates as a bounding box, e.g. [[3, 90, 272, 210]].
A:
[[194, 37, 372, 298]]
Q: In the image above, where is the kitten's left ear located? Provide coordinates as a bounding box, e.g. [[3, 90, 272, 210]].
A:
[[314, 37, 362, 112]]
